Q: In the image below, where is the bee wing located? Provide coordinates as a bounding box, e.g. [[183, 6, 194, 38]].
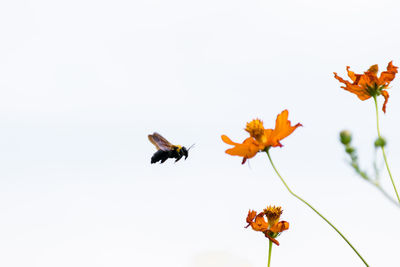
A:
[[148, 132, 174, 151]]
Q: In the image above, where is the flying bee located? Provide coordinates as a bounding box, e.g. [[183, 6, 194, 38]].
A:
[[148, 132, 193, 164]]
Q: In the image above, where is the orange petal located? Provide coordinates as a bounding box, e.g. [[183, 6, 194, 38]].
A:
[[364, 69, 379, 87], [221, 135, 237, 145], [344, 85, 372, 100], [224, 137, 260, 160], [251, 214, 269, 232], [263, 128, 273, 143], [265, 110, 302, 147], [246, 210, 257, 226], [381, 90, 389, 113], [334, 71, 351, 84], [334, 71, 371, 100], [346, 66, 358, 82], [379, 61, 398, 85], [367, 64, 379, 74], [270, 221, 289, 233]]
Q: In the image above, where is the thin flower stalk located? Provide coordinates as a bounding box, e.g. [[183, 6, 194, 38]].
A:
[[268, 240, 272, 267], [339, 130, 400, 207], [334, 62, 399, 204], [373, 96, 400, 203], [266, 150, 369, 266], [222, 110, 369, 266]]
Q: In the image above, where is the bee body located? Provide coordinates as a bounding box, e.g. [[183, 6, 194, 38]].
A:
[[150, 146, 188, 164], [148, 133, 189, 164]]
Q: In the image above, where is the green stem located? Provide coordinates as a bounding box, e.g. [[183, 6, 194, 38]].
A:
[[268, 239, 272, 267], [266, 150, 369, 266], [373, 96, 400, 203]]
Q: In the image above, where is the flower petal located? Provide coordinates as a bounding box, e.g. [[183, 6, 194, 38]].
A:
[[333, 71, 372, 100], [224, 137, 260, 160], [245, 210, 257, 226], [381, 90, 389, 113], [379, 61, 398, 85], [344, 85, 372, 100], [251, 213, 269, 232], [346, 66, 357, 82], [270, 221, 289, 233], [265, 110, 302, 147], [334, 71, 352, 85], [364, 68, 379, 87], [221, 135, 237, 145]]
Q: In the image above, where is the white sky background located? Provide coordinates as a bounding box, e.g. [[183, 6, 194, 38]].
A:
[[1, 0, 400, 266]]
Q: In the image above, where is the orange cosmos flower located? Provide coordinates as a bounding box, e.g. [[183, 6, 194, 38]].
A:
[[333, 61, 398, 113], [245, 206, 289, 246], [221, 110, 302, 164]]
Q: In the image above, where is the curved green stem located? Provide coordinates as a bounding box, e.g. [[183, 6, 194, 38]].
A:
[[373, 96, 400, 203], [266, 150, 369, 266], [267, 239, 272, 267]]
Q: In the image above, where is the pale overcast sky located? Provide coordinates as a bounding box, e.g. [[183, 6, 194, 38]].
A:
[[1, 0, 400, 266]]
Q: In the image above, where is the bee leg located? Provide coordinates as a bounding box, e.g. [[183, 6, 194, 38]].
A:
[[151, 150, 168, 164], [174, 154, 183, 162], [160, 152, 170, 163], [151, 150, 161, 164]]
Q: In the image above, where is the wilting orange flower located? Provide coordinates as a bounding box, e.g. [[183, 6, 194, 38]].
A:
[[245, 206, 289, 246], [221, 110, 302, 164], [333, 61, 398, 113]]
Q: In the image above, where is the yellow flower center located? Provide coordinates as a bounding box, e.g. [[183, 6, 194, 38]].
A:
[[263, 206, 283, 228], [245, 119, 267, 143]]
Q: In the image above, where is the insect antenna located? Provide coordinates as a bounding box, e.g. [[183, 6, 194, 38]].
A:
[[187, 143, 195, 151]]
